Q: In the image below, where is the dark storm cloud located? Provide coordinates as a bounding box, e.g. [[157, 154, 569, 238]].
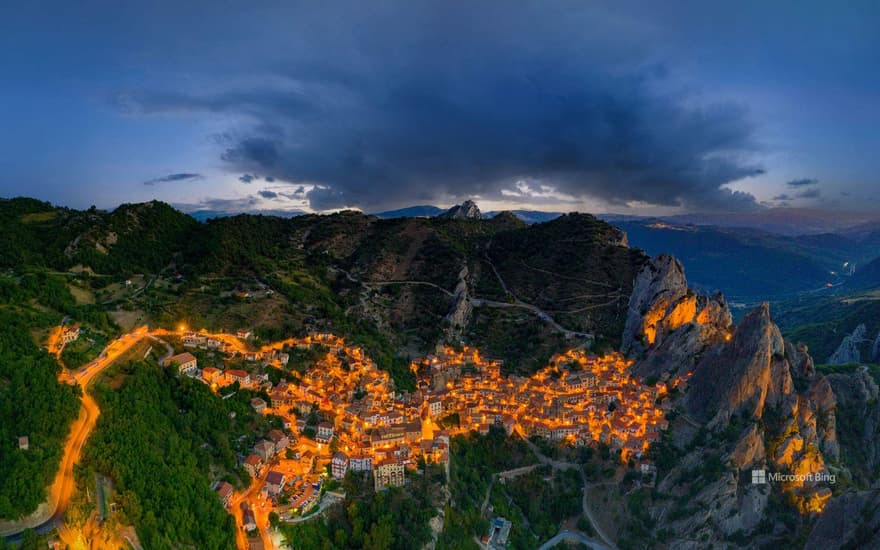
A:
[[257, 189, 278, 199], [773, 193, 792, 201], [786, 178, 819, 188], [123, 1, 766, 212], [142, 172, 202, 185], [239, 173, 256, 183], [219, 136, 280, 167]]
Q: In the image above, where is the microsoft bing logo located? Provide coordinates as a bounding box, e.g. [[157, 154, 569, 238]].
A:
[[751, 469, 766, 484]]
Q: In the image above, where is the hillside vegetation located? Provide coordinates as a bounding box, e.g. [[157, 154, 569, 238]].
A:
[[0, 309, 80, 519], [775, 293, 880, 363], [0, 198, 644, 382]]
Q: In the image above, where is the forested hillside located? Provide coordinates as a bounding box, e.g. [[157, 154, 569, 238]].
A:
[[0, 309, 80, 519], [0, 198, 643, 536], [81, 360, 277, 548], [0, 199, 644, 381]]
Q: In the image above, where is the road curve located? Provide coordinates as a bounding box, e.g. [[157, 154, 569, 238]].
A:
[[1, 327, 149, 540], [538, 530, 611, 550]]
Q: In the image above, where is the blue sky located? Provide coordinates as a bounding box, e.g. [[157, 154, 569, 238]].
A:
[[1, 1, 877, 214]]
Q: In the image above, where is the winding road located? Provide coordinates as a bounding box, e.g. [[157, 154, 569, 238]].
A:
[[538, 530, 611, 550], [1, 326, 150, 541], [517, 431, 618, 550]]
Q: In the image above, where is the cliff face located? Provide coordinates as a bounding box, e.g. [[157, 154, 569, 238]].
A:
[[621, 254, 844, 545], [827, 323, 867, 364], [681, 301, 837, 513], [622, 254, 689, 355], [805, 491, 880, 550], [826, 368, 880, 480], [623, 255, 731, 378], [873, 331, 880, 362]]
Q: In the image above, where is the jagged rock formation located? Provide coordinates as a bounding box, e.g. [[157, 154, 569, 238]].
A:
[[873, 330, 880, 363], [619, 254, 848, 545], [622, 254, 689, 355], [826, 367, 880, 479], [439, 200, 481, 220], [828, 323, 867, 364], [805, 491, 880, 549], [623, 255, 731, 377], [443, 264, 472, 345], [683, 303, 837, 511]]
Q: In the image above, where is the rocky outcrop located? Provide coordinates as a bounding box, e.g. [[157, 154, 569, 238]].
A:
[[805, 490, 880, 550], [683, 303, 838, 478], [729, 423, 766, 468], [828, 323, 867, 364], [873, 330, 880, 363], [826, 367, 880, 476], [787, 341, 816, 379], [624, 255, 841, 528], [439, 200, 482, 220], [443, 264, 472, 344], [805, 376, 839, 461], [686, 303, 786, 424], [622, 254, 688, 354], [622, 255, 731, 364]]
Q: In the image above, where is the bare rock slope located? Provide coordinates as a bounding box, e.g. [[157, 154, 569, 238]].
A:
[[619, 255, 856, 546]]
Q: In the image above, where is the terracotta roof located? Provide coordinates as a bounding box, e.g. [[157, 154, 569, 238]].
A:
[[167, 352, 196, 365]]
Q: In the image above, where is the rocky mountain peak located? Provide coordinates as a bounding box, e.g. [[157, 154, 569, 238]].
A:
[[622, 254, 689, 353], [827, 323, 868, 364], [439, 199, 482, 220], [685, 302, 786, 424], [622, 254, 731, 360], [622, 253, 840, 520]]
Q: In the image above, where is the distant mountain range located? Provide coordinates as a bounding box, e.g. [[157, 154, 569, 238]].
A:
[[186, 208, 308, 222], [367, 203, 880, 301], [370, 205, 445, 218], [371, 204, 564, 224], [611, 220, 850, 302], [670, 208, 880, 236], [188, 202, 880, 233]]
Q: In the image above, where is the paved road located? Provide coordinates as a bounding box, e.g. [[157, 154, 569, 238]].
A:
[[287, 493, 341, 523], [1, 326, 149, 541], [538, 530, 611, 550], [517, 432, 618, 550]]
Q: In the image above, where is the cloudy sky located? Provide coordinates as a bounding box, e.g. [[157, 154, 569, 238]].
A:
[[1, 1, 878, 214]]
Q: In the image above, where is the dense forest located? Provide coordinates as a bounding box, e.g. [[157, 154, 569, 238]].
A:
[[437, 428, 537, 549], [280, 464, 442, 549], [0, 294, 81, 519], [81, 361, 275, 549]]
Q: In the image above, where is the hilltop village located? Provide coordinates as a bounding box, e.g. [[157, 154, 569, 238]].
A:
[[162, 329, 676, 543]]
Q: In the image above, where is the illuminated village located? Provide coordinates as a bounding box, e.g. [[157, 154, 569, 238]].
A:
[[159, 328, 677, 547]]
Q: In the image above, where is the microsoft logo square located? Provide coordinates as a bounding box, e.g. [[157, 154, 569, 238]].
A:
[[751, 469, 766, 484]]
